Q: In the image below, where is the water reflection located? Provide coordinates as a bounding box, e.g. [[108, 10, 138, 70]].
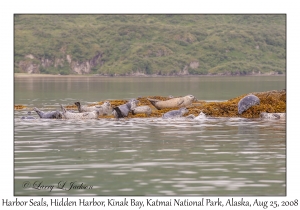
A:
[[14, 112, 286, 196], [15, 76, 286, 104]]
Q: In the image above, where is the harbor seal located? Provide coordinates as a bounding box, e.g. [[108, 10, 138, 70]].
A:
[[21, 111, 36, 120], [97, 101, 113, 115], [238, 94, 260, 114], [132, 105, 152, 116], [186, 114, 196, 119], [148, 95, 196, 110], [186, 112, 207, 120], [21, 116, 36, 120], [60, 105, 100, 119], [33, 107, 63, 119], [74, 101, 112, 115], [162, 107, 189, 119], [112, 99, 139, 119], [260, 112, 286, 120]]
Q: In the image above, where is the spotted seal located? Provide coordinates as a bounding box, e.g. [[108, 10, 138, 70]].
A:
[[74, 101, 112, 115], [260, 112, 286, 120], [132, 105, 152, 117], [33, 107, 63, 119], [148, 95, 196, 110], [112, 99, 139, 119], [60, 105, 100, 119], [238, 94, 260, 114], [162, 107, 189, 119]]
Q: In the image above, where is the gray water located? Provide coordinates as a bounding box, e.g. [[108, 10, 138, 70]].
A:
[[14, 76, 286, 196]]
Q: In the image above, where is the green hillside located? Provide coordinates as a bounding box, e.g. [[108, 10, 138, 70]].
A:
[[14, 14, 286, 75]]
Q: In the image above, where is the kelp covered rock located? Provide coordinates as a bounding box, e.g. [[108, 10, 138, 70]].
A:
[[187, 89, 286, 118], [14, 89, 286, 119], [100, 89, 285, 119], [14, 105, 26, 110]]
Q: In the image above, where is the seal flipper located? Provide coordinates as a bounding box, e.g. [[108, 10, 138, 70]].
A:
[[176, 98, 184, 106], [60, 105, 67, 113], [33, 107, 43, 118], [147, 98, 160, 107]]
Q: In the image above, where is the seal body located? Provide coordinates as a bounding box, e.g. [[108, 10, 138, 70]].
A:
[[132, 106, 152, 116], [33, 107, 63, 119], [112, 99, 139, 119], [186, 114, 196, 119], [21, 116, 36, 120], [74, 101, 112, 115], [260, 112, 286, 120], [96, 101, 113, 115], [162, 107, 189, 119], [148, 95, 196, 110], [21, 111, 36, 120], [74, 101, 96, 112], [60, 105, 99, 119], [238, 94, 260, 114]]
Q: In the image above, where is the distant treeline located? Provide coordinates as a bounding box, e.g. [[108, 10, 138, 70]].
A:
[[14, 14, 286, 75]]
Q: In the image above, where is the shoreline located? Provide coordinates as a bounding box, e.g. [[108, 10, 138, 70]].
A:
[[14, 73, 286, 78]]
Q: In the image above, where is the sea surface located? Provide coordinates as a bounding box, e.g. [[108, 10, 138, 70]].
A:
[[14, 75, 286, 196]]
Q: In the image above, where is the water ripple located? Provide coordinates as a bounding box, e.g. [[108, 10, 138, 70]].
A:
[[14, 110, 286, 196]]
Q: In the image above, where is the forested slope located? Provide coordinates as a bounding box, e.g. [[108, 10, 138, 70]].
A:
[[14, 14, 286, 76]]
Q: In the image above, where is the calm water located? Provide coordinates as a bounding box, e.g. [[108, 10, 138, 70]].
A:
[[14, 76, 286, 196]]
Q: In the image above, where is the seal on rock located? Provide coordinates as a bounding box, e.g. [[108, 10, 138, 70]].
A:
[[238, 94, 260, 114], [33, 107, 63, 119], [112, 99, 139, 119], [132, 105, 152, 117], [148, 95, 196, 110], [60, 105, 100, 119], [98, 101, 113, 115], [260, 112, 286, 120], [74, 101, 112, 115], [162, 107, 189, 119]]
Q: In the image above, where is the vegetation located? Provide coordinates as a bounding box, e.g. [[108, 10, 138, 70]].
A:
[[14, 14, 286, 75]]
